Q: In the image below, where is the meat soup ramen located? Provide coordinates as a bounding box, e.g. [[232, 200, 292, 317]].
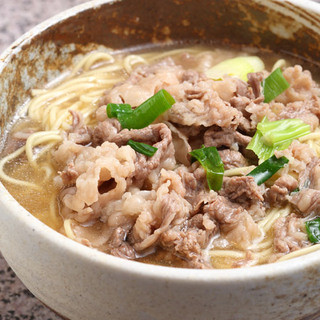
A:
[[1, 46, 320, 269]]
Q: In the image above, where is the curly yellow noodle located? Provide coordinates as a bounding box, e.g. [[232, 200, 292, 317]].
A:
[[0, 146, 40, 190], [25, 131, 62, 168], [210, 250, 246, 259], [63, 219, 76, 240], [224, 165, 256, 177], [68, 52, 114, 77], [278, 244, 320, 262], [123, 55, 147, 73], [49, 194, 60, 223]]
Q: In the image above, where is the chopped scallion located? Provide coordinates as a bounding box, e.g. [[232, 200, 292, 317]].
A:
[[305, 218, 320, 243], [205, 56, 265, 81], [127, 140, 158, 157], [247, 155, 289, 185], [107, 103, 132, 118], [107, 89, 175, 129], [247, 117, 311, 161], [190, 146, 224, 191], [262, 68, 290, 103]]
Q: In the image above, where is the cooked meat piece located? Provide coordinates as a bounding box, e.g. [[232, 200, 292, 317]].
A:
[[204, 196, 260, 250], [204, 127, 251, 149], [68, 110, 92, 145], [131, 125, 176, 182], [275, 65, 320, 105], [130, 169, 216, 268], [275, 140, 316, 177], [277, 99, 319, 131], [226, 73, 272, 134], [92, 118, 121, 146], [290, 189, 320, 217], [210, 76, 252, 102], [54, 141, 137, 223], [247, 72, 264, 99], [264, 175, 298, 207], [160, 225, 213, 269], [98, 58, 243, 129], [165, 121, 192, 166], [298, 158, 320, 190], [59, 162, 79, 186], [218, 150, 248, 169], [273, 214, 310, 254], [308, 159, 320, 190], [220, 176, 264, 204], [99, 58, 183, 109], [168, 77, 241, 128], [130, 170, 192, 251], [109, 227, 136, 259], [175, 163, 212, 214], [94, 123, 176, 182], [220, 176, 265, 221]]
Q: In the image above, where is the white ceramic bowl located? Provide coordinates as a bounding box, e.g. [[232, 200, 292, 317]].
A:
[[1, 1, 320, 319]]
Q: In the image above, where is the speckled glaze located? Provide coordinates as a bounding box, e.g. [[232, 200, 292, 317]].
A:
[[1, 1, 320, 319]]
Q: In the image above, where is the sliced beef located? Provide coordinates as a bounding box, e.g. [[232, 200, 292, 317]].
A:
[[175, 163, 213, 214], [275, 140, 316, 177], [165, 121, 192, 166], [54, 141, 137, 223], [298, 158, 320, 190], [204, 196, 260, 250], [220, 176, 264, 205], [92, 118, 121, 146], [290, 189, 320, 217], [93, 123, 175, 182], [159, 224, 214, 269], [264, 175, 298, 207], [168, 76, 241, 128], [98, 58, 243, 130], [218, 150, 248, 170], [59, 162, 79, 186], [273, 214, 310, 254], [247, 72, 264, 99], [277, 99, 319, 131], [109, 227, 136, 259], [130, 170, 191, 251], [204, 127, 251, 149], [68, 110, 92, 145], [99, 58, 183, 109], [220, 176, 265, 221], [275, 65, 320, 105]]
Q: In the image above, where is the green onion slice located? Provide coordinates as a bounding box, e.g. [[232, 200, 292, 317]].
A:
[[107, 89, 175, 129], [107, 103, 132, 118], [205, 56, 265, 81], [127, 140, 158, 157], [247, 117, 311, 161], [262, 68, 290, 103], [306, 218, 320, 243], [247, 155, 289, 185], [190, 146, 224, 191]]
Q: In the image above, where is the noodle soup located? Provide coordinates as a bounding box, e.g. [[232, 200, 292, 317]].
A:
[[1, 46, 320, 269]]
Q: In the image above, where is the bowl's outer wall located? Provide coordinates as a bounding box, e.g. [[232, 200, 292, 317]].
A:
[[1, 0, 320, 319]]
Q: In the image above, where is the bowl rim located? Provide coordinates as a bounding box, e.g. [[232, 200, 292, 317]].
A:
[[1, 0, 320, 282]]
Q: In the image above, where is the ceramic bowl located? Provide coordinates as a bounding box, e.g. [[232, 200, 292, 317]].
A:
[[1, 1, 320, 319]]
